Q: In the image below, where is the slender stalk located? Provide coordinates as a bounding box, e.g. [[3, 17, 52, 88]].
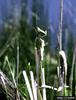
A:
[[17, 33, 19, 85], [70, 44, 76, 95], [16, 44, 20, 99], [41, 85, 57, 91], [58, 0, 64, 95], [5, 56, 17, 87], [59, 0, 63, 50], [23, 71, 34, 100], [30, 71, 37, 100], [41, 68, 46, 100], [35, 47, 39, 84]]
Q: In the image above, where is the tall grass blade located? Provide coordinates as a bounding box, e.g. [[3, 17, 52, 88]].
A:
[[23, 71, 34, 100]]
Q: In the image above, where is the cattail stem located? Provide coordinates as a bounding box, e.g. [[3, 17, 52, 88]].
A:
[[58, 0, 63, 95], [17, 33, 19, 85], [41, 68, 46, 100], [35, 47, 40, 85], [70, 44, 76, 96], [59, 0, 63, 50]]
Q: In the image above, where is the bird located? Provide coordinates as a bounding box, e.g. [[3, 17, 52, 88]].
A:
[[59, 50, 67, 77], [59, 50, 67, 86]]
